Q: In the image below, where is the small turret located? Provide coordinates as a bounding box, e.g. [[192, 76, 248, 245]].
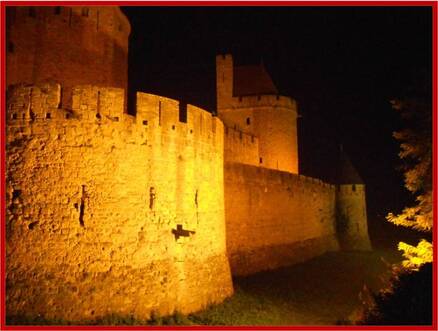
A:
[[335, 146, 372, 250]]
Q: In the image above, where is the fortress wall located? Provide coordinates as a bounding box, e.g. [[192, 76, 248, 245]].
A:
[[6, 84, 233, 322], [6, 6, 130, 106], [223, 126, 259, 166], [224, 162, 339, 276]]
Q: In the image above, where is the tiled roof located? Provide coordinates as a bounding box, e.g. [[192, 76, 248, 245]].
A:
[[337, 151, 364, 184], [233, 64, 278, 96]]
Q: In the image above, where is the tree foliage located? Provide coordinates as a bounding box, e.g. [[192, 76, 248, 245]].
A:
[[385, 98, 433, 269]]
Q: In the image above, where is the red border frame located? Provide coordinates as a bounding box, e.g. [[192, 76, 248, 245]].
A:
[[0, 1, 436, 330]]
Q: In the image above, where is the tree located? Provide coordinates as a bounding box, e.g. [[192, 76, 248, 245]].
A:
[[386, 98, 433, 269]]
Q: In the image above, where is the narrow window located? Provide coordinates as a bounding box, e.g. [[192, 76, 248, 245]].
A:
[[46, 113, 51, 119], [259, 157, 263, 164], [79, 185, 86, 227], [142, 120, 148, 126], [54, 7, 61, 15], [8, 42, 14, 53], [28, 7, 36, 18], [81, 8, 89, 17], [352, 184, 356, 192], [246, 117, 251, 125]]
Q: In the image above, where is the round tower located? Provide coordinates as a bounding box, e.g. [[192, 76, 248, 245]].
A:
[[6, 6, 130, 107], [336, 150, 372, 250], [216, 54, 299, 174]]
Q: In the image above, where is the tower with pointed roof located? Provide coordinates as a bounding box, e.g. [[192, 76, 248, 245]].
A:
[[335, 148, 372, 250], [216, 54, 299, 173]]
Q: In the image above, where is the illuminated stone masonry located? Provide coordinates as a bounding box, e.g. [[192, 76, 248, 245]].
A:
[[6, 83, 232, 321], [216, 54, 371, 276], [5, 5, 371, 323]]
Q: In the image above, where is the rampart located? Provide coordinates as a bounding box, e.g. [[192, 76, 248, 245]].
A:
[[223, 126, 259, 166], [5, 83, 233, 321], [224, 162, 339, 276]]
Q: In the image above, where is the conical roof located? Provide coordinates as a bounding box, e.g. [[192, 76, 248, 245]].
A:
[[337, 147, 364, 185], [233, 64, 278, 96]]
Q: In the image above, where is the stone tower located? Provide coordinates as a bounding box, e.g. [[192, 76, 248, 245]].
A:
[[6, 6, 130, 106], [216, 54, 299, 173], [336, 149, 372, 250]]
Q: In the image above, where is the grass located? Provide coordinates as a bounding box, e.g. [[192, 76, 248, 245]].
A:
[[188, 249, 403, 325], [7, 249, 404, 326]]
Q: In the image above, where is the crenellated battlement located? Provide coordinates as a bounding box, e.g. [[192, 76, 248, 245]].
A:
[[230, 94, 298, 112], [7, 84, 223, 146], [5, 9, 372, 321], [223, 125, 259, 166], [5, 81, 231, 320]]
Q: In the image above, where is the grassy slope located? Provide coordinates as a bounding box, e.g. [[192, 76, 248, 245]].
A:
[[188, 249, 403, 326]]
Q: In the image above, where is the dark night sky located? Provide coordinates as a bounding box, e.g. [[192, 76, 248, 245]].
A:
[[121, 6, 432, 241]]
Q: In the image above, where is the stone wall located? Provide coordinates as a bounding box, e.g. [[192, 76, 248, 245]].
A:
[[6, 6, 130, 107], [223, 126, 259, 166], [6, 83, 233, 322], [224, 162, 340, 276]]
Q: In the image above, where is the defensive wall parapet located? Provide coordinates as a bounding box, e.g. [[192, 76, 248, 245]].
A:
[[223, 126, 259, 166], [7, 84, 223, 145], [224, 162, 339, 276], [230, 94, 298, 113], [6, 83, 232, 321]]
